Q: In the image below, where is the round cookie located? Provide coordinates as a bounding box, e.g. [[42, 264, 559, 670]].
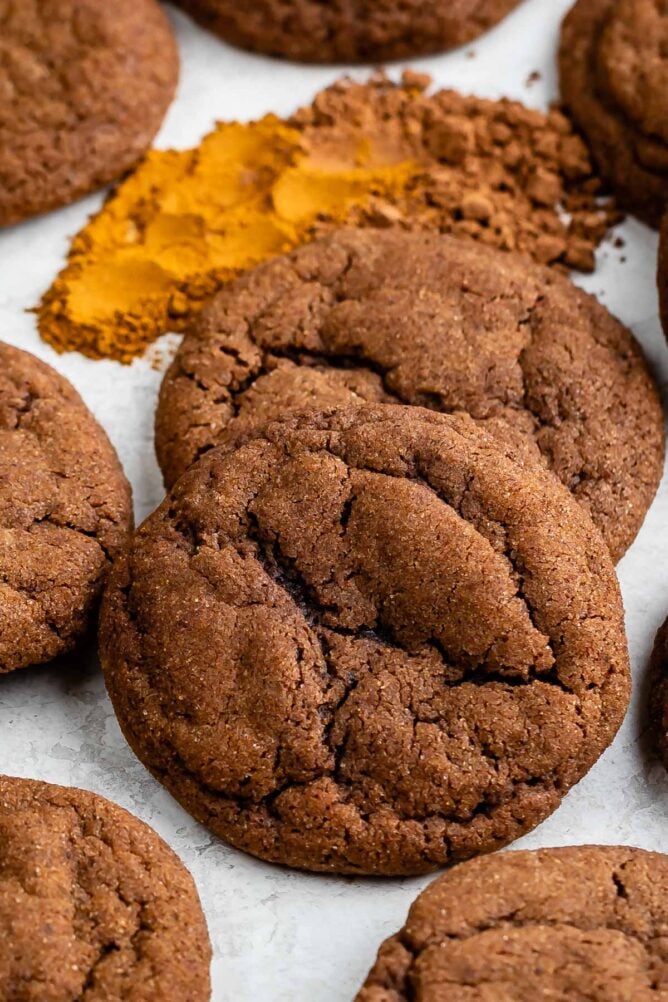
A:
[[174, 0, 523, 63], [0, 775, 211, 1000], [102, 405, 630, 876], [357, 845, 668, 1000], [0, 0, 178, 227], [560, 0, 668, 227], [0, 341, 132, 674], [660, 212, 668, 340], [649, 616, 668, 767], [156, 228, 664, 563]]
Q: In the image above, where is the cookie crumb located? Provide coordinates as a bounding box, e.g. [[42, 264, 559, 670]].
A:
[[401, 69, 431, 91]]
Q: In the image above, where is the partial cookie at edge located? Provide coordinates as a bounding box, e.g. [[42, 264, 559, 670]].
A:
[[356, 845, 668, 1000], [559, 0, 668, 227], [0, 341, 133, 674], [0, 0, 178, 226], [650, 616, 668, 769], [659, 213, 668, 340], [174, 0, 523, 63], [0, 775, 211, 1001]]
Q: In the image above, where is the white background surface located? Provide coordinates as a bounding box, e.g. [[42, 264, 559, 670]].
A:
[[1, 1, 667, 998]]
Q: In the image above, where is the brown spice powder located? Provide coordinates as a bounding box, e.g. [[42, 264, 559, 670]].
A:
[[38, 73, 619, 363]]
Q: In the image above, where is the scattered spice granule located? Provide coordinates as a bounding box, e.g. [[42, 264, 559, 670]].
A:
[[38, 72, 619, 363]]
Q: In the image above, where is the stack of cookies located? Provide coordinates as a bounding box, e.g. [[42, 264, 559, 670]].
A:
[[93, 221, 662, 880], [1, 0, 668, 999]]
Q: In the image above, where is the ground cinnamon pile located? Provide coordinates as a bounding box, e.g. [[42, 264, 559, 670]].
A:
[[38, 72, 618, 363]]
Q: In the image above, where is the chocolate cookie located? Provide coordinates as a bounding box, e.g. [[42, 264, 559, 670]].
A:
[[0, 776, 211, 1000], [357, 845, 668, 1000], [0, 0, 178, 227], [156, 228, 664, 563], [560, 0, 668, 227], [660, 213, 668, 340], [649, 616, 668, 768], [174, 0, 522, 63], [101, 406, 630, 876], [0, 342, 132, 674]]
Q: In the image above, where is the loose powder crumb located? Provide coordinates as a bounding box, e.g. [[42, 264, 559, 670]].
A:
[[38, 73, 619, 363]]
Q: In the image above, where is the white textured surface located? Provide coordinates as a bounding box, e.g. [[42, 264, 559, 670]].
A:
[[1, 1, 667, 999]]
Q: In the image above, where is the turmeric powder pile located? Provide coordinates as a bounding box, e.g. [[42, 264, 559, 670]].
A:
[[38, 73, 618, 363]]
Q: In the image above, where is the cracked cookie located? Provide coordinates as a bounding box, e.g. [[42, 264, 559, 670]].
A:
[[174, 0, 523, 63], [102, 406, 630, 876], [0, 775, 211, 1001], [356, 845, 668, 1000], [0, 342, 132, 674], [660, 213, 668, 340], [0, 0, 178, 227], [559, 0, 668, 227], [156, 228, 664, 563]]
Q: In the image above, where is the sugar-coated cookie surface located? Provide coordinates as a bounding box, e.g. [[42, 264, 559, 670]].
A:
[[357, 845, 668, 1000], [157, 228, 664, 562], [0, 342, 132, 674], [102, 406, 630, 876], [560, 0, 668, 227], [0, 0, 178, 226], [0, 776, 211, 1001]]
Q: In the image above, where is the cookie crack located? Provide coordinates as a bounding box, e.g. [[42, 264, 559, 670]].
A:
[[243, 491, 565, 691], [4, 795, 156, 999], [173, 271, 578, 472], [379, 889, 668, 1002], [74, 943, 121, 1001], [151, 438, 595, 821]]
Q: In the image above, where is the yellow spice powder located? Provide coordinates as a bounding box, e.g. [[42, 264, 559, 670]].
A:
[[38, 115, 416, 363], [37, 74, 616, 363]]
